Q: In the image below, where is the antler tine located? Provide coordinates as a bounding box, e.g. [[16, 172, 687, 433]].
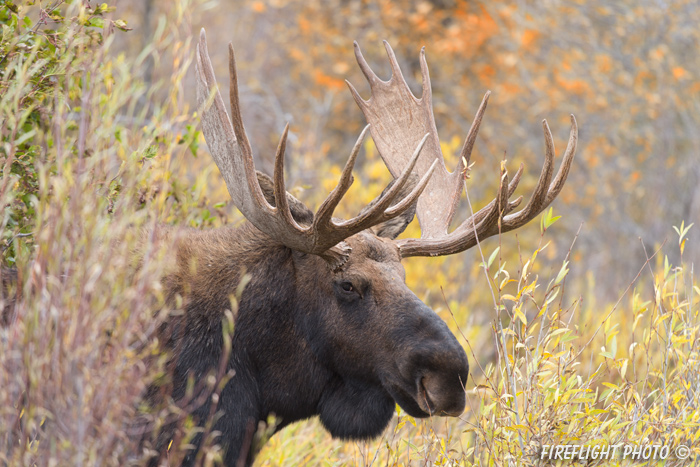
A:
[[458, 92, 491, 172], [228, 43, 253, 160], [500, 115, 578, 230], [545, 115, 578, 204], [383, 41, 413, 95], [337, 133, 430, 231], [510, 163, 524, 192], [346, 79, 368, 111], [196, 31, 233, 142], [509, 119, 556, 221], [471, 167, 510, 237], [509, 195, 524, 211], [456, 162, 523, 234], [273, 123, 299, 228], [314, 124, 370, 229], [418, 47, 432, 104], [354, 41, 381, 87], [386, 159, 438, 216]]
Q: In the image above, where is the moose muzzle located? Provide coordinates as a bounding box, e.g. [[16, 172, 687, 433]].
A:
[[383, 300, 469, 418]]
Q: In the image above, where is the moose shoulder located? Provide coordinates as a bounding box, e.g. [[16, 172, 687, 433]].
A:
[[145, 29, 578, 466]]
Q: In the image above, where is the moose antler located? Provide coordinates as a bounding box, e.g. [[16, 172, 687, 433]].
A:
[[347, 42, 578, 257], [195, 29, 438, 269]]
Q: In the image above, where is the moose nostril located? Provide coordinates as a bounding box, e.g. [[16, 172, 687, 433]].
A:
[[421, 372, 466, 416], [417, 376, 435, 414]]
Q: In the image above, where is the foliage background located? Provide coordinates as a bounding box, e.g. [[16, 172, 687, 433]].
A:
[[114, 0, 700, 300], [1, 0, 700, 465]]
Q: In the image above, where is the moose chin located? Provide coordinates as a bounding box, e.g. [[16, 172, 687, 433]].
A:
[[142, 28, 578, 467]]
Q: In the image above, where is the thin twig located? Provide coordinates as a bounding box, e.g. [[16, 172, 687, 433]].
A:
[[2, 232, 34, 254]]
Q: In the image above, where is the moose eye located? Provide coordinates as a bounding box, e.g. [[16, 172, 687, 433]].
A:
[[335, 280, 362, 301]]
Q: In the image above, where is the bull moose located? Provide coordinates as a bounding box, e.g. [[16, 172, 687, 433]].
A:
[[0, 28, 579, 467], [142, 29, 578, 466]]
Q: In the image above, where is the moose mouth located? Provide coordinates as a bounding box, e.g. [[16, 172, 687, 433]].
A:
[[383, 374, 464, 418]]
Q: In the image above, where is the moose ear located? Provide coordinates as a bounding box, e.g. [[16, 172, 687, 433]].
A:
[[358, 174, 419, 240], [256, 171, 315, 226]]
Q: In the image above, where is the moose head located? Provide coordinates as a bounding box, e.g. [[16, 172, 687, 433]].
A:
[[149, 29, 577, 466]]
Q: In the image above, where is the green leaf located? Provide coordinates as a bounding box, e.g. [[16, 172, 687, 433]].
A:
[[87, 17, 104, 28], [183, 124, 201, 157], [555, 260, 569, 285], [144, 145, 157, 159], [540, 207, 561, 233], [673, 220, 694, 245], [113, 19, 132, 31], [488, 246, 500, 269]]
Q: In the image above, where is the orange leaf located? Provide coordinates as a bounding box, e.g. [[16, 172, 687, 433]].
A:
[[313, 70, 345, 90], [521, 29, 539, 48], [672, 66, 686, 80]]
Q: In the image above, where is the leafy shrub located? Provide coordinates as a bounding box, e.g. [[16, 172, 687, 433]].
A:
[[0, 0, 129, 266], [0, 0, 228, 464]]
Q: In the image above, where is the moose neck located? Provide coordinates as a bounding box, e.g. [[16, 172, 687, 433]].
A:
[[231, 229, 332, 424]]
